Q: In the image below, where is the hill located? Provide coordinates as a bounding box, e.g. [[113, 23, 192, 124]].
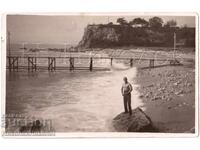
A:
[[78, 24, 195, 48]]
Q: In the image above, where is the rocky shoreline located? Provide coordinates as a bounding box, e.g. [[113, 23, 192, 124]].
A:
[[135, 63, 195, 133], [112, 58, 195, 133]]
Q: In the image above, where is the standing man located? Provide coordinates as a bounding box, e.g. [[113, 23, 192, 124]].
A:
[[121, 77, 133, 115]]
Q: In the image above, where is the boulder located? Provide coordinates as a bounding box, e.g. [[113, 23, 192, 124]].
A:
[[112, 107, 156, 132]]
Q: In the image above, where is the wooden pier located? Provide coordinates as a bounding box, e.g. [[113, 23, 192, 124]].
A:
[[6, 56, 181, 72]]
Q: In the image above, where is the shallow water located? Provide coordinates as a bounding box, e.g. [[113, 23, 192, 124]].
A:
[[6, 61, 144, 132]]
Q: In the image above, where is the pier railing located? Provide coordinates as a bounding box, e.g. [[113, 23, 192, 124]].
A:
[[7, 56, 181, 72]]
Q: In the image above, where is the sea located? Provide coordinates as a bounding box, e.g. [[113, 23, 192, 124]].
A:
[[5, 43, 144, 132]]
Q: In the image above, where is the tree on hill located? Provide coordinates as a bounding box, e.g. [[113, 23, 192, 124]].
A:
[[164, 19, 177, 28], [107, 22, 113, 25], [149, 17, 163, 29], [117, 17, 128, 26], [129, 18, 149, 27]]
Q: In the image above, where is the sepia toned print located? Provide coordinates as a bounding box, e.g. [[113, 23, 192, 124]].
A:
[[1, 13, 198, 137]]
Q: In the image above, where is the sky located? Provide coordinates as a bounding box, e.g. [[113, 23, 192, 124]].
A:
[[7, 14, 196, 45]]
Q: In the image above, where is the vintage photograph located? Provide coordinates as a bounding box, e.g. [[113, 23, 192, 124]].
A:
[[1, 13, 197, 136]]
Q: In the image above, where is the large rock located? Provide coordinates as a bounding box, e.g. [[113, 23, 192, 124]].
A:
[[113, 107, 156, 132]]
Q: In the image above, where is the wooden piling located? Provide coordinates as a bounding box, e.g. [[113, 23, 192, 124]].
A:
[[110, 58, 113, 66], [28, 57, 30, 71], [149, 59, 154, 68], [34, 57, 37, 71], [54, 57, 56, 70], [49, 57, 52, 71], [31, 57, 33, 72], [89, 57, 93, 71], [7, 57, 18, 71], [48, 57, 56, 71], [69, 57, 74, 71], [130, 58, 133, 67], [48, 57, 50, 71], [8, 57, 11, 72], [16, 57, 19, 71], [27, 57, 36, 72]]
